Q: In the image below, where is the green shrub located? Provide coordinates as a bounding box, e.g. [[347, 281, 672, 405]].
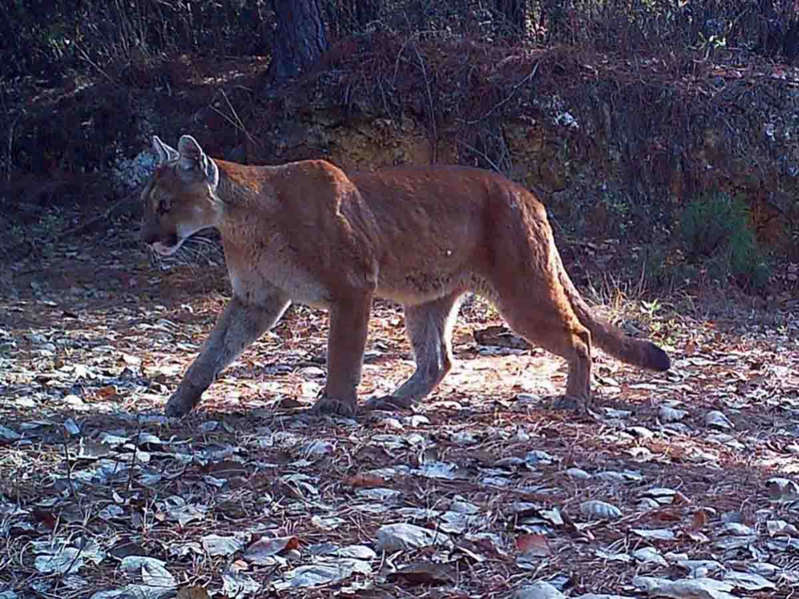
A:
[[679, 192, 771, 289]]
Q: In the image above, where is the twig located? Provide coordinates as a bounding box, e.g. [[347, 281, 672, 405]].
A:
[[61, 433, 77, 500], [72, 40, 115, 84], [456, 139, 501, 173], [410, 43, 438, 163], [466, 62, 539, 124], [388, 32, 444, 163], [128, 418, 143, 492], [6, 114, 19, 182], [390, 30, 445, 85], [210, 89, 261, 148]]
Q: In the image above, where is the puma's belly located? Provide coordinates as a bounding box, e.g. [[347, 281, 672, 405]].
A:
[[374, 261, 475, 304], [372, 234, 485, 305]]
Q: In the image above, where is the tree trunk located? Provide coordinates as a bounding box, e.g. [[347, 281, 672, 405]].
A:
[[495, 0, 526, 37], [269, 0, 328, 83]]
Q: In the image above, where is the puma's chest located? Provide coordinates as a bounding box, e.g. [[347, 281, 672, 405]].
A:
[[225, 235, 333, 308]]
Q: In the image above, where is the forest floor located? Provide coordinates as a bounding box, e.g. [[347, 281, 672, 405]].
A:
[[0, 221, 798, 599]]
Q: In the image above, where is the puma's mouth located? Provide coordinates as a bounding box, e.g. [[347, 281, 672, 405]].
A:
[[151, 239, 181, 256]]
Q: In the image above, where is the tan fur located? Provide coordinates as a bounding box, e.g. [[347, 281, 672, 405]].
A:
[[142, 135, 670, 418]]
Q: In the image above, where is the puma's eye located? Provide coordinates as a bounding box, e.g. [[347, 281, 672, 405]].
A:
[[156, 197, 172, 215]]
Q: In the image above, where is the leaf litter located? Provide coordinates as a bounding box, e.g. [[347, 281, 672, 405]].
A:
[[1, 229, 799, 597]]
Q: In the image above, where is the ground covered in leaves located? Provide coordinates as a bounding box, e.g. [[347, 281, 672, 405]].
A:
[[1, 225, 798, 599]]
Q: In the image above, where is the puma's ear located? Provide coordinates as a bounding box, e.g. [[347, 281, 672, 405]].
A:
[[152, 135, 179, 164], [177, 134, 203, 167], [177, 134, 219, 189]]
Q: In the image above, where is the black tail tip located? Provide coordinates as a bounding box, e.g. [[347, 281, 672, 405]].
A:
[[647, 343, 671, 371]]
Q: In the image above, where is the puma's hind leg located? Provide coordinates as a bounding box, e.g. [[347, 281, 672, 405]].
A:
[[495, 285, 594, 414], [366, 291, 462, 411]]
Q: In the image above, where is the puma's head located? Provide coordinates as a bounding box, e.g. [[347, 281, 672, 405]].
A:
[[140, 135, 221, 256]]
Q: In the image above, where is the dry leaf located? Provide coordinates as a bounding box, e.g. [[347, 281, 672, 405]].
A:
[[94, 385, 118, 400], [344, 473, 388, 488], [515, 534, 551, 557], [690, 509, 709, 530], [176, 586, 211, 599]]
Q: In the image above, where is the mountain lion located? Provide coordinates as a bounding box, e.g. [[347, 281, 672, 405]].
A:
[[141, 135, 670, 418]]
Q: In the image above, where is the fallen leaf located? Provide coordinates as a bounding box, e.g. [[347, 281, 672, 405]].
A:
[[704, 410, 733, 430], [633, 575, 736, 599], [221, 568, 261, 598], [631, 528, 676, 541], [274, 558, 372, 590], [375, 523, 452, 552], [723, 570, 775, 591], [691, 509, 709, 530], [513, 581, 566, 599], [515, 534, 551, 557], [176, 585, 211, 599], [765, 477, 799, 500], [201, 534, 247, 557], [580, 500, 622, 520]]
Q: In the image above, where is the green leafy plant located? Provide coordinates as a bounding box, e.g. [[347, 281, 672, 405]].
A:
[[679, 192, 771, 289]]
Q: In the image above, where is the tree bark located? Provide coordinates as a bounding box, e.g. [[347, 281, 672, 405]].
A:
[[495, 0, 526, 37], [269, 0, 328, 83]]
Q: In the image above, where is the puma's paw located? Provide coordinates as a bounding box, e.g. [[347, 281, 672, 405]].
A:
[[364, 395, 414, 412], [165, 388, 201, 418], [311, 396, 357, 418]]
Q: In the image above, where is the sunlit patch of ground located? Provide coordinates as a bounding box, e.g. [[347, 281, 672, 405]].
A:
[[1, 226, 798, 598]]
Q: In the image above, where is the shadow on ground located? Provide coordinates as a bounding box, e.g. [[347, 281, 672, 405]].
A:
[[1, 223, 798, 598]]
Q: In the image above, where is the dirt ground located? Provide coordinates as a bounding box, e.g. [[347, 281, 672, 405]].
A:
[[1, 221, 798, 598]]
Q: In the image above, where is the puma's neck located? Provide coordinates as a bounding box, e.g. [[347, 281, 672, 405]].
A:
[[211, 159, 281, 245], [213, 159, 274, 208]]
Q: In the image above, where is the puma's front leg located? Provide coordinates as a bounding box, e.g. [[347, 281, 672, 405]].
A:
[[165, 292, 290, 417], [312, 290, 373, 417]]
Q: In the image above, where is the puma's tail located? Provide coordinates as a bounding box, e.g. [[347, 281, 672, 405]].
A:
[[558, 265, 671, 372]]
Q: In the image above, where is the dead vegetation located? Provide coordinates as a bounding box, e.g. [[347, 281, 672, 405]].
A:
[[0, 218, 798, 598], [2, 3, 799, 597], [3, 35, 799, 293]]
